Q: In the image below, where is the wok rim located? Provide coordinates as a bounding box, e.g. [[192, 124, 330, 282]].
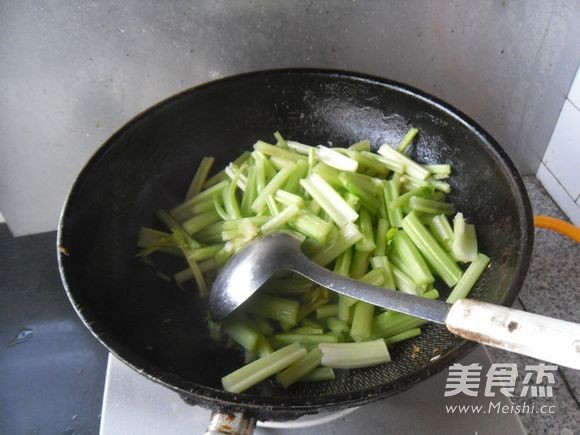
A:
[[57, 68, 534, 418]]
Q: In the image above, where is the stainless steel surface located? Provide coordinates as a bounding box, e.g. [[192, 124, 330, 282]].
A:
[[206, 411, 256, 435], [100, 347, 526, 435], [209, 233, 450, 323], [2, 1, 580, 236]]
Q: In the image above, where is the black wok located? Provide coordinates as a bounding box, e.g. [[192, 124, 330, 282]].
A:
[[57, 69, 533, 422]]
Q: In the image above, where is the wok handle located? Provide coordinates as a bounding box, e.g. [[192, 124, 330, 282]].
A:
[[205, 411, 256, 435], [446, 299, 580, 370]]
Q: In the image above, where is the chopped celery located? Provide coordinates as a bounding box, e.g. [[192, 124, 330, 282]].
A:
[[251, 315, 275, 336], [373, 218, 389, 257], [187, 244, 223, 262], [204, 151, 250, 189], [377, 144, 430, 180], [327, 317, 350, 333], [429, 214, 454, 252], [349, 139, 371, 152], [185, 157, 215, 199], [172, 180, 229, 216], [142, 130, 491, 390], [319, 339, 391, 368], [275, 190, 304, 207], [409, 196, 455, 215], [390, 186, 433, 210], [287, 140, 315, 155], [251, 162, 296, 213], [245, 294, 300, 325], [401, 211, 463, 287], [299, 366, 336, 382], [424, 164, 451, 176], [261, 204, 300, 233], [452, 213, 478, 263], [350, 302, 375, 341], [182, 211, 221, 235], [254, 140, 308, 162], [274, 131, 288, 148], [355, 209, 376, 252], [446, 253, 490, 303], [273, 334, 339, 347], [240, 165, 258, 216], [316, 304, 339, 319], [289, 212, 332, 244], [221, 342, 307, 393], [370, 256, 396, 290], [155, 209, 199, 249], [184, 256, 208, 296], [312, 222, 363, 266], [300, 174, 359, 227], [384, 327, 421, 345], [284, 159, 309, 193], [222, 313, 260, 351], [291, 326, 324, 335], [391, 265, 423, 295], [391, 231, 434, 285], [397, 127, 419, 153], [276, 348, 322, 388], [361, 151, 405, 174], [317, 145, 359, 172], [383, 181, 403, 228], [225, 163, 247, 191], [350, 250, 371, 279]]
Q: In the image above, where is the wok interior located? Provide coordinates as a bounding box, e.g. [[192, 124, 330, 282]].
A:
[[60, 71, 530, 416]]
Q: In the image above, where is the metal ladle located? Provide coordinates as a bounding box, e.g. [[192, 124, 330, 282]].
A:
[[210, 232, 580, 370]]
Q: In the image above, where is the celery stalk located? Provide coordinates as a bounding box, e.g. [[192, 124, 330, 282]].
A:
[[319, 339, 391, 368], [452, 213, 478, 263], [316, 304, 339, 319], [349, 139, 371, 152], [299, 366, 336, 382], [370, 256, 396, 290], [185, 157, 215, 199], [355, 209, 376, 252], [222, 313, 260, 352], [221, 343, 306, 393], [241, 165, 258, 216], [182, 211, 222, 235], [251, 162, 296, 213], [401, 211, 463, 287], [373, 218, 389, 256], [429, 214, 454, 252], [312, 222, 363, 266], [300, 174, 359, 227], [377, 144, 430, 180], [262, 204, 300, 232], [384, 327, 421, 345], [350, 302, 375, 341], [391, 230, 434, 285], [446, 253, 490, 303], [254, 141, 308, 162], [317, 145, 358, 172], [397, 128, 419, 153], [273, 334, 339, 347], [409, 196, 455, 215], [245, 294, 300, 325], [276, 348, 322, 388], [327, 317, 350, 333]]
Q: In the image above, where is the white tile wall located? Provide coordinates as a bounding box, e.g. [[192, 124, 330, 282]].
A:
[[568, 66, 580, 109], [537, 163, 580, 225], [537, 66, 580, 226]]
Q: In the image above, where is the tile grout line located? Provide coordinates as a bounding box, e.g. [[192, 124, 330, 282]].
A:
[[517, 297, 580, 409], [540, 162, 577, 202]]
